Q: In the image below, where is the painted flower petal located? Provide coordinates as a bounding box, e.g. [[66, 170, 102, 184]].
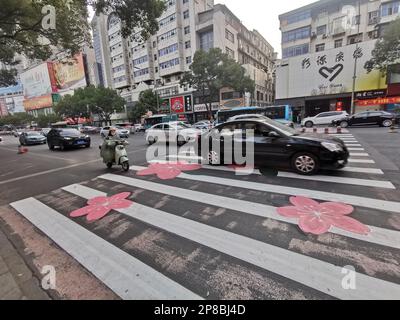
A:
[[108, 199, 133, 210], [298, 215, 332, 235], [86, 206, 111, 221], [175, 162, 202, 171], [277, 206, 307, 218], [110, 192, 131, 201], [70, 205, 92, 218], [290, 196, 320, 209], [137, 167, 157, 176], [156, 167, 182, 180], [329, 216, 370, 235], [88, 196, 109, 206], [320, 202, 354, 216]]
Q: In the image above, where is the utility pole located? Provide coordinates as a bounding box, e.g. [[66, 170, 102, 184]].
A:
[[350, 1, 361, 115]]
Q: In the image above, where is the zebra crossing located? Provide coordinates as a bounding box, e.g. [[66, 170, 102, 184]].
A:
[[9, 132, 400, 300]]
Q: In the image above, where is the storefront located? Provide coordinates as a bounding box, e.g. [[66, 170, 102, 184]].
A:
[[193, 103, 220, 122]]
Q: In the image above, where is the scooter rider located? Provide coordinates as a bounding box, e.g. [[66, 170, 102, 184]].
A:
[[100, 127, 130, 171]]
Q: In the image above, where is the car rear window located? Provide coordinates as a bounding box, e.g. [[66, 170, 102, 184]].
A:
[[60, 129, 80, 136]]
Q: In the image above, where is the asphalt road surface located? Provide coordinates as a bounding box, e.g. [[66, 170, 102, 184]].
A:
[[1, 127, 400, 300]]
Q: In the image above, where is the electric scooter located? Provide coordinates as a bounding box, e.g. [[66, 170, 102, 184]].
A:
[[100, 139, 130, 171]]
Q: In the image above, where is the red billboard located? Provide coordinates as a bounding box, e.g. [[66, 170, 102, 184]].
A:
[[170, 96, 184, 113], [356, 97, 400, 107]]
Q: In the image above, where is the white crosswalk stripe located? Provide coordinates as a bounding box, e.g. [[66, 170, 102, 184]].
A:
[[8, 135, 400, 300]]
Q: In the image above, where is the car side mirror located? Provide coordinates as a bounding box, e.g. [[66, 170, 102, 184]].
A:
[[268, 131, 280, 138]]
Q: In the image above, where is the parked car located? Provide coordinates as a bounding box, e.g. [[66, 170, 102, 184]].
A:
[[19, 131, 47, 145], [332, 111, 400, 128], [133, 124, 145, 132], [193, 121, 213, 130], [146, 122, 201, 146], [302, 111, 349, 128], [81, 126, 101, 134], [198, 118, 349, 175], [41, 128, 52, 137], [47, 128, 91, 151], [100, 126, 130, 138], [228, 114, 295, 128]]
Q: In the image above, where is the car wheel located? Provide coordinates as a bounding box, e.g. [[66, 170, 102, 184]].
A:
[[148, 136, 155, 145], [106, 162, 113, 169], [291, 152, 319, 175], [48, 143, 54, 150], [340, 121, 349, 128], [382, 119, 393, 128], [208, 150, 221, 165], [305, 121, 314, 128], [59, 144, 65, 151], [86, 143, 91, 148]]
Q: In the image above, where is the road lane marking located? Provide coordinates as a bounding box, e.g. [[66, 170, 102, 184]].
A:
[[347, 148, 365, 151], [348, 159, 375, 164], [128, 165, 400, 214], [349, 153, 370, 157], [63, 184, 400, 300], [10, 198, 201, 300], [339, 167, 384, 174], [277, 171, 395, 189], [345, 144, 362, 147], [89, 176, 400, 250]]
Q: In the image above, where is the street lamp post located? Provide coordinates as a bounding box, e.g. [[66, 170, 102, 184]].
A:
[[350, 1, 361, 115]]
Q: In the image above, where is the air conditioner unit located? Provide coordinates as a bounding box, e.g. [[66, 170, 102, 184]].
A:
[[322, 34, 328, 39]]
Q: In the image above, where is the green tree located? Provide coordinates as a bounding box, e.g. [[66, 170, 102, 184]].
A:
[[130, 89, 161, 122], [180, 48, 255, 119], [0, 112, 34, 127], [36, 113, 61, 128], [364, 18, 400, 74], [55, 86, 125, 125], [0, 0, 166, 86]]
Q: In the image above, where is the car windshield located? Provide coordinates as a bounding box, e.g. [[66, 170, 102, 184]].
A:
[[60, 129, 80, 136], [260, 118, 298, 136], [27, 132, 42, 136]]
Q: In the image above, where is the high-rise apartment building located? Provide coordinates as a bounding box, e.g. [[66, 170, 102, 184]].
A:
[[276, 0, 400, 118], [92, 0, 276, 122]]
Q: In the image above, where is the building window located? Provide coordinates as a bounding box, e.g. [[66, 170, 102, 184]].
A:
[[183, 0, 189, 3], [225, 29, 234, 43], [159, 58, 180, 69], [158, 43, 178, 57], [316, 25, 327, 36], [334, 39, 343, 48], [159, 13, 176, 28], [347, 33, 362, 45], [281, 10, 311, 25], [315, 43, 325, 52], [282, 26, 311, 43], [282, 44, 309, 58], [183, 10, 189, 19], [199, 30, 213, 52], [368, 11, 380, 25], [381, 1, 400, 17], [226, 47, 235, 59], [133, 68, 149, 77], [184, 26, 190, 34], [166, 0, 176, 8], [332, 16, 346, 35], [157, 29, 177, 42], [186, 56, 192, 64], [352, 15, 361, 26], [185, 40, 191, 49], [133, 55, 148, 65]]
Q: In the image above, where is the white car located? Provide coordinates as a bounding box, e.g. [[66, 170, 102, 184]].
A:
[[146, 122, 201, 146], [193, 121, 213, 130], [302, 111, 349, 128], [100, 126, 130, 138]]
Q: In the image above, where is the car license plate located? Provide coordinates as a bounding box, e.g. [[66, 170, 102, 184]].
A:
[[76, 140, 85, 145]]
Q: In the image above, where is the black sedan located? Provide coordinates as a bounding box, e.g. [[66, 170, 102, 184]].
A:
[[47, 128, 91, 151], [199, 118, 349, 175], [332, 111, 399, 128], [19, 131, 47, 145]]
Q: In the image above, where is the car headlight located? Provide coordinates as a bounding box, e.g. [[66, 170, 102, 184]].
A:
[[64, 137, 72, 140], [321, 142, 343, 152]]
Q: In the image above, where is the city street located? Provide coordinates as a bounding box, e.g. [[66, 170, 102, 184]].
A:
[[1, 127, 400, 299]]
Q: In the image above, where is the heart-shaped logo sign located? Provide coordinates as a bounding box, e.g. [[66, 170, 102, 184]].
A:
[[319, 64, 344, 82]]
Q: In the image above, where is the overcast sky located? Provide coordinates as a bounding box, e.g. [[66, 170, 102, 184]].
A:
[[216, 0, 317, 57]]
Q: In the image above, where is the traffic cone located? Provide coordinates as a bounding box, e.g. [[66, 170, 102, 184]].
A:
[[313, 127, 318, 133], [324, 127, 329, 134], [18, 145, 28, 154]]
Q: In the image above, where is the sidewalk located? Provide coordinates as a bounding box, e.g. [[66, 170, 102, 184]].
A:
[[0, 225, 50, 300]]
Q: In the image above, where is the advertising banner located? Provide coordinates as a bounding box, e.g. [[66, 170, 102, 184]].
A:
[[52, 53, 87, 94], [194, 103, 220, 112], [276, 40, 387, 100], [23, 95, 53, 111], [159, 99, 170, 113], [0, 98, 8, 117], [20, 63, 53, 99], [170, 96, 185, 113], [356, 96, 400, 107]]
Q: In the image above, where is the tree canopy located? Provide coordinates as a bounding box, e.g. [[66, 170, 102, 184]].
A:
[[0, 112, 34, 127], [0, 0, 166, 86], [54, 85, 125, 124], [364, 18, 400, 74], [180, 48, 255, 118], [130, 89, 161, 122]]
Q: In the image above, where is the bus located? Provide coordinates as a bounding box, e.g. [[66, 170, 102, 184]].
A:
[[143, 114, 179, 129], [216, 105, 293, 125]]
